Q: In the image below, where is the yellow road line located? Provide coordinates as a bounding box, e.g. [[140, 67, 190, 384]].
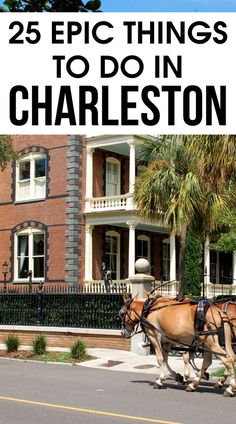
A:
[[0, 396, 182, 424]]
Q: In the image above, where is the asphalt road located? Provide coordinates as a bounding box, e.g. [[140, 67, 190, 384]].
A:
[[0, 358, 234, 424]]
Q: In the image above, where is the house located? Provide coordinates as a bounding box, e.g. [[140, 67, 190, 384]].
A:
[[0, 134, 235, 298], [0, 134, 85, 286]]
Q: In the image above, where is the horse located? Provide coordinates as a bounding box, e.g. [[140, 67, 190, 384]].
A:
[[119, 295, 236, 396], [121, 295, 236, 383], [181, 300, 236, 387]]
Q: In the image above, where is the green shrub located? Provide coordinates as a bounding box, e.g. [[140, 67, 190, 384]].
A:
[[32, 334, 47, 355], [184, 231, 203, 297], [5, 335, 20, 352], [70, 339, 87, 360]]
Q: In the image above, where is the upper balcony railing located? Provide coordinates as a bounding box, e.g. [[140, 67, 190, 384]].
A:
[[85, 193, 136, 213]]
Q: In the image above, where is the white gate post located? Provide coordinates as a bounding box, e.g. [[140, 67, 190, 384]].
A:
[[127, 258, 154, 355]]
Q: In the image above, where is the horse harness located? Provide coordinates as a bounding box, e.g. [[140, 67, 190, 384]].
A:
[[121, 297, 231, 357]]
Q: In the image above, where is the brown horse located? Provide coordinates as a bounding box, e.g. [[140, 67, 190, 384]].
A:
[[119, 296, 236, 396], [182, 301, 236, 386]]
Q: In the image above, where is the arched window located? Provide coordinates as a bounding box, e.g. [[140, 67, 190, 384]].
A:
[[14, 228, 45, 281], [136, 235, 151, 264], [162, 237, 170, 281], [16, 152, 46, 201], [104, 230, 120, 280], [105, 157, 120, 196]]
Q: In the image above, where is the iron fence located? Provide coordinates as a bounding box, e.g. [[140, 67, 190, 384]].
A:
[[0, 286, 124, 329]]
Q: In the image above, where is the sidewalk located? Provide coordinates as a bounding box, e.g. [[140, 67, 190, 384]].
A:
[[0, 343, 223, 377], [81, 348, 223, 376]]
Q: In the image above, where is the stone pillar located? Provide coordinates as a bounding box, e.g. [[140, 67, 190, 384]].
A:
[[65, 135, 84, 286], [86, 147, 94, 198], [127, 258, 154, 355], [127, 221, 137, 277], [128, 140, 136, 194], [169, 233, 176, 281], [84, 224, 94, 281]]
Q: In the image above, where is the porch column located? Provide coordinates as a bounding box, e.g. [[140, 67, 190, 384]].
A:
[[128, 140, 136, 194], [84, 224, 94, 281], [86, 147, 94, 198], [204, 237, 210, 283], [204, 236, 210, 298], [127, 221, 137, 277], [169, 233, 176, 281], [233, 252, 236, 287]]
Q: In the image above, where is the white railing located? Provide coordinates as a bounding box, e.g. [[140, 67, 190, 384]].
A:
[[83, 280, 131, 293], [204, 283, 236, 298], [83, 280, 236, 298], [85, 194, 135, 212], [151, 280, 179, 297]]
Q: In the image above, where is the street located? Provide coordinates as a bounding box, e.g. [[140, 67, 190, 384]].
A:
[[0, 358, 234, 424]]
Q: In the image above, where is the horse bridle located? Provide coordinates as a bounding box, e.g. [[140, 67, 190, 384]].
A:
[[119, 300, 142, 338]]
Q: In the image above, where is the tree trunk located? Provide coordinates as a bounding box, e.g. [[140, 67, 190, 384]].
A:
[[178, 224, 187, 299]]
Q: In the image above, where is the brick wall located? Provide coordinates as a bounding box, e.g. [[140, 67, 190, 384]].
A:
[[0, 328, 130, 351], [0, 135, 72, 284]]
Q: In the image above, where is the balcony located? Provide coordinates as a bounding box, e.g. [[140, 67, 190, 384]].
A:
[[85, 193, 136, 213]]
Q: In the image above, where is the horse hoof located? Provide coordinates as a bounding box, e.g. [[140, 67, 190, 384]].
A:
[[186, 385, 195, 392], [202, 372, 209, 381], [175, 373, 184, 384], [214, 382, 224, 389], [223, 390, 234, 397], [153, 382, 162, 389]]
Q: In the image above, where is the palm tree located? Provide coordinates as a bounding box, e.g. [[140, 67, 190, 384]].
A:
[[134, 135, 236, 298], [134, 136, 203, 298]]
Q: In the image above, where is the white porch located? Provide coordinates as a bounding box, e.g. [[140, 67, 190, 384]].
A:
[[84, 135, 236, 299]]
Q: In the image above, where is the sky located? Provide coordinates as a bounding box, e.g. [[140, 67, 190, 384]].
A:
[[102, 1, 236, 12]]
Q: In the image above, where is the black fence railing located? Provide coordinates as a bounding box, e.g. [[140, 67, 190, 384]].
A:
[[0, 287, 124, 329]]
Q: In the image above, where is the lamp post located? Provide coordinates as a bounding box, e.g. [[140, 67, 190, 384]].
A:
[[2, 261, 8, 292]]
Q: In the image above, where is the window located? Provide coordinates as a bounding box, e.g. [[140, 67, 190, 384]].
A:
[[16, 153, 46, 201], [15, 228, 45, 281], [105, 158, 120, 196], [136, 235, 151, 264], [104, 231, 120, 280], [162, 238, 170, 281]]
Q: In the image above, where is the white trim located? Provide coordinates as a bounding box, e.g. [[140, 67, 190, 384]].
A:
[[105, 157, 121, 196], [128, 140, 136, 194], [169, 234, 176, 281], [16, 152, 46, 202], [84, 224, 94, 281], [14, 227, 45, 282]]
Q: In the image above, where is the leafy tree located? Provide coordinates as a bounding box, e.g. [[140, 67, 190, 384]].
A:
[[134, 136, 203, 299], [134, 135, 236, 298], [187, 135, 236, 238], [210, 209, 236, 253], [0, 0, 101, 12], [184, 231, 202, 297], [0, 135, 16, 170]]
